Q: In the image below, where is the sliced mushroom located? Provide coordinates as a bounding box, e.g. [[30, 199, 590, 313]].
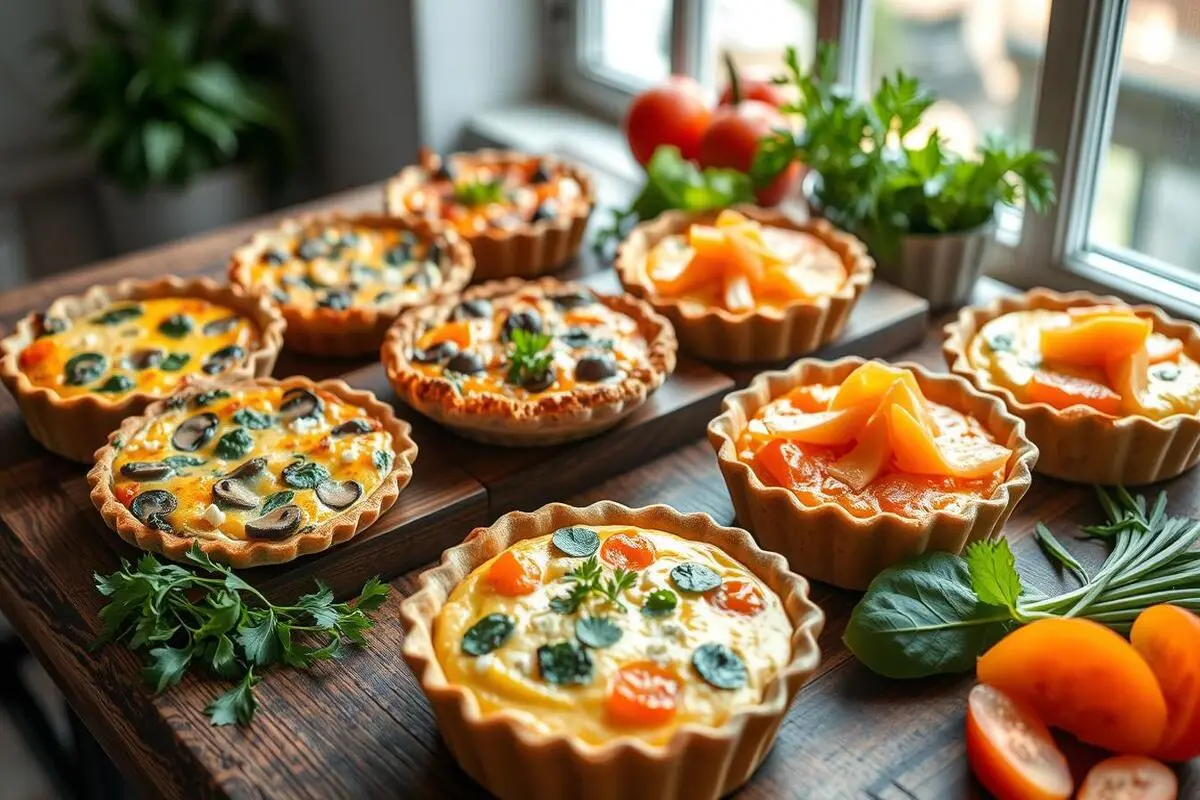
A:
[[212, 478, 259, 509], [575, 354, 618, 382], [413, 340, 459, 365], [127, 348, 164, 370], [501, 309, 543, 342], [119, 461, 173, 481], [172, 413, 219, 451], [227, 456, 268, 481], [550, 289, 596, 310], [245, 504, 304, 540], [331, 419, 373, 436], [316, 479, 362, 510], [279, 388, 323, 422], [451, 299, 492, 321], [131, 490, 176, 531], [202, 316, 241, 336], [559, 327, 592, 348], [202, 345, 245, 375], [446, 351, 486, 375]]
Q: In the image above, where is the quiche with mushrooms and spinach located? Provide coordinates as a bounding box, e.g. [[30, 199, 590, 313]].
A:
[[88, 378, 417, 567], [0, 277, 284, 463], [229, 214, 474, 356], [382, 277, 677, 446]]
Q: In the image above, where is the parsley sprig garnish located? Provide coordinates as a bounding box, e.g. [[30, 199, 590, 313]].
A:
[[452, 179, 506, 207], [506, 328, 555, 387], [549, 556, 637, 614], [93, 543, 390, 726]]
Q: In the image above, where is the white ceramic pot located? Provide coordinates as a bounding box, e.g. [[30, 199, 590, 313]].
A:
[[873, 221, 996, 310], [98, 165, 268, 253]]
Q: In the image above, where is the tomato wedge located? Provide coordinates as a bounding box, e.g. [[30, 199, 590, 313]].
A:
[[1131, 605, 1200, 762], [1078, 755, 1177, 800], [965, 684, 1073, 800]]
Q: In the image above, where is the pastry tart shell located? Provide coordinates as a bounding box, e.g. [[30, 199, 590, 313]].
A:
[[399, 501, 825, 800], [943, 287, 1200, 485], [381, 276, 677, 447], [0, 276, 285, 463], [615, 206, 874, 364], [707, 357, 1038, 590], [384, 149, 595, 281], [228, 213, 474, 357], [86, 376, 419, 568]]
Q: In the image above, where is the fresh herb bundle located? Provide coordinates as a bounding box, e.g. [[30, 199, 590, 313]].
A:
[[845, 487, 1200, 679], [453, 179, 506, 207], [94, 544, 390, 725], [593, 146, 754, 257], [506, 328, 554, 386], [548, 556, 637, 614]]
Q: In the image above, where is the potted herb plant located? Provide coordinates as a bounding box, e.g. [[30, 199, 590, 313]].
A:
[[44, 0, 299, 252], [754, 44, 1057, 308]]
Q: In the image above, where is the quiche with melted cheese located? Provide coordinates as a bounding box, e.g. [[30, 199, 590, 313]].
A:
[[385, 148, 594, 280], [382, 277, 677, 446], [400, 502, 824, 800], [0, 277, 284, 463], [88, 377, 417, 567], [229, 214, 473, 356], [944, 288, 1200, 485]]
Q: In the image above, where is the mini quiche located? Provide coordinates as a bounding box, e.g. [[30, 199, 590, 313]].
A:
[[88, 377, 417, 567], [400, 502, 824, 800], [0, 277, 284, 463], [385, 148, 594, 280], [228, 213, 473, 356], [945, 288, 1200, 484], [708, 358, 1037, 590], [616, 206, 873, 363], [382, 277, 676, 446]]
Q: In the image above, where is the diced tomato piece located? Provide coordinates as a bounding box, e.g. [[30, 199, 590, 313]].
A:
[[599, 532, 657, 571], [966, 684, 1073, 800], [606, 661, 680, 727], [486, 550, 541, 596], [707, 579, 765, 616], [115, 484, 138, 508], [1026, 370, 1122, 415], [18, 339, 56, 370]]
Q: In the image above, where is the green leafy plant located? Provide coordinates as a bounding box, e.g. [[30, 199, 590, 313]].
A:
[[753, 44, 1057, 254], [844, 487, 1200, 679], [548, 556, 637, 614], [594, 146, 754, 257], [506, 329, 554, 386], [44, 0, 299, 193], [453, 179, 507, 207], [93, 543, 389, 725]]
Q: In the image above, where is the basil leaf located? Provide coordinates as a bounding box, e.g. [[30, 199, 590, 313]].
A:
[[692, 643, 747, 690], [160, 353, 190, 371], [158, 314, 194, 339], [574, 616, 621, 649], [842, 553, 1017, 679], [232, 409, 272, 430], [96, 374, 135, 393], [537, 641, 592, 685], [642, 588, 678, 616], [261, 491, 295, 516], [462, 613, 514, 656], [193, 389, 230, 407], [552, 526, 600, 558], [91, 305, 142, 325], [282, 459, 330, 489], [215, 429, 253, 461], [372, 450, 392, 473], [670, 562, 722, 593]]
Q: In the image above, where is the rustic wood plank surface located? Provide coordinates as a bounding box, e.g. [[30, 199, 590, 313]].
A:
[[2, 179, 1197, 799]]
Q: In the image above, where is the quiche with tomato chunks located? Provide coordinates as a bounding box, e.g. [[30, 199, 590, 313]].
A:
[[382, 277, 676, 446], [385, 148, 594, 280], [400, 503, 824, 800], [0, 277, 284, 463], [229, 213, 473, 356], [944, 289, 1200, 485], [88, 377, 417, 567], [616, 207, 873, 363], [708, 358, 1037, 590]]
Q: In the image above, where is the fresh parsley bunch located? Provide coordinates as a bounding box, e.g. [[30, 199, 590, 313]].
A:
[[94, 544, 390, 725], [506, 328, 555, 387], [752, 43, 1057, 255], [845, 487, 1200, 679]]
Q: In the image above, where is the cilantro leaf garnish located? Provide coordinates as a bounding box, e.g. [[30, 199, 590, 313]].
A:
[[548, 556, 637, 614]]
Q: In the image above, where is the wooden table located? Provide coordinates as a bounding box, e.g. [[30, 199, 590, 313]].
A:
[[1, 184, 1196, 800]]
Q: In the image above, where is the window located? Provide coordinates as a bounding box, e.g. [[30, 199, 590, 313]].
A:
[[557, 0, 1200, 315]]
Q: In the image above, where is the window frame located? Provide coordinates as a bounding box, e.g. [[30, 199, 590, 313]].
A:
[[551, 0, 1200, 319]]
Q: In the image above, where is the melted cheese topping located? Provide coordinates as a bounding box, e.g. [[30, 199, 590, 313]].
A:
[[17, 298, 258, 399], [968, 309, 1200, 420], [111, 384, 394, 541], [737, 383, 1006, 519], [398, 154, 586, 236], [434, 527, 792, 746], [412, 288, 650, 400], [241, 220, 447, 311]]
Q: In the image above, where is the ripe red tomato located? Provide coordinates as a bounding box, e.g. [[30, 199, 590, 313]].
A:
[[624, 76, 710, 166], [697, 99, 800, 206], [965, 684, 1073, 800]]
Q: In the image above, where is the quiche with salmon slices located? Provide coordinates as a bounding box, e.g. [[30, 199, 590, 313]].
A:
[[229, 213, 473, 356], [616, 207, 873, 363], [0, 277, 284, 462], [88, 377, 417, 567], [708, 358, 1037, 590], [944, 288, 1200, 484], [382, 277, 676, 446], [385, 148, 594, 280], [400, 502, 824, 800]]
